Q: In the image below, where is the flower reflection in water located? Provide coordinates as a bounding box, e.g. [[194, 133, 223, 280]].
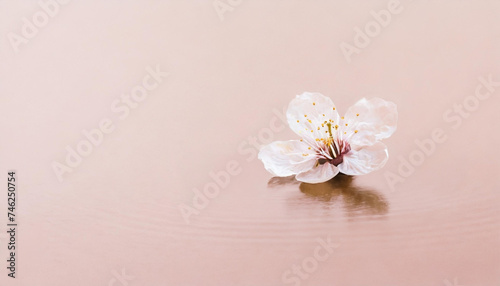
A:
[[269, 174, 388, 217]]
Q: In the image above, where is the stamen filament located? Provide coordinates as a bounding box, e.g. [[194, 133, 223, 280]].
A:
[[330, 144, 337, 158], [326, 123, 337, 158]]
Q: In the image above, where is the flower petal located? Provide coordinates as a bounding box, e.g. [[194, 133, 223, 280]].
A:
[[343, 98, 397, 148], [296, 163, 340, 184], [258, 140, 317, 177], [338, 142, 389, 175], [287, 92, 340, 142]]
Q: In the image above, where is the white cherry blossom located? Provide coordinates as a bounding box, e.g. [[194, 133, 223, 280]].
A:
[[258, 92, 397, 183]]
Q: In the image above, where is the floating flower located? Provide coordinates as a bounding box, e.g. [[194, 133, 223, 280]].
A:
[[258, 92, 397, 183]]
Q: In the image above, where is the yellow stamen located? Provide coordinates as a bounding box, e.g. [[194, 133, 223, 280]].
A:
[[327, 123, 333, 137]]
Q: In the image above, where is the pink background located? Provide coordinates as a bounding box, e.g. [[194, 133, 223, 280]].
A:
[[1, 1, 499, 285]]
